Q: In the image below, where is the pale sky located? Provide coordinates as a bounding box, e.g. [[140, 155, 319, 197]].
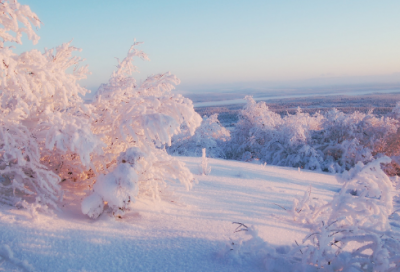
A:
[[15, 0, 400, 93]]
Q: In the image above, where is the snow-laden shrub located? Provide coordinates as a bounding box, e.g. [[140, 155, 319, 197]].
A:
[[319, 108, 397, 173], [226, 96, 399, 173], [0, 1, 103, 208], [262, 107, 324, 170], [80, 43, 202, 217], [168, 113, 229, 158], [221, 223, 298, 270], [223, 158, 400, 271], [292, 157, 400, 271], [226, 97, 325, 170], [225, 96, 282, 161], [0, 0, 202, 218], [377, 102, 400, 176]]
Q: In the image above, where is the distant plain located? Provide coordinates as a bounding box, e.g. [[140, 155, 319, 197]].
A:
[[190, 91, 400, 128]]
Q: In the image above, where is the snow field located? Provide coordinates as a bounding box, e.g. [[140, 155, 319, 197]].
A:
[[0, 157, 340, 272]]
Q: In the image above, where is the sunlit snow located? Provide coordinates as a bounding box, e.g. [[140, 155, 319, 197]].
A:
[[0, 157, 340, 271]]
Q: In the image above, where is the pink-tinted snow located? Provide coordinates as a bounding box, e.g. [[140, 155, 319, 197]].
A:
[[0, 157, 340, 272]]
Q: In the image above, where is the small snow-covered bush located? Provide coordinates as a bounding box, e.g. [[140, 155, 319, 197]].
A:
[[168, 113, 229, 158], [81, 148, 140, 219], [221, 223, 306, 271], [292, 157, 400, 271], [199, 148, 211, 175], [223, 158, 400, 271], [0, 0, 202, 218]]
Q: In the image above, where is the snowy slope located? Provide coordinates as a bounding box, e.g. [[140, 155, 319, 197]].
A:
[[0, 157, 340, 272]]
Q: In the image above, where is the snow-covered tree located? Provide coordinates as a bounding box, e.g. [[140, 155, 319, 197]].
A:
[[81, 43, 202, 218], [0, 0, 202, 218], [226, 96, 399, 174], [226, 96, 324, 168], [168, 113, 229, 158], [0, 1, 102, 208], [225, 96, 283, 161]]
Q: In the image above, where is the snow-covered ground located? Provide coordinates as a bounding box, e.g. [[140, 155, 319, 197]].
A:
[[0, 157, 340, 272]]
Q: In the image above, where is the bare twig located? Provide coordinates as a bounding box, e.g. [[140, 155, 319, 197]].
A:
[[295, 240, 303, 254], [273, 203, 287, 211], [330, 241, 342, 249], [325, 219, 338, 229], [304, 232, 319, 241], [328, 230, 346, 237], [232, 222, 248, 233]]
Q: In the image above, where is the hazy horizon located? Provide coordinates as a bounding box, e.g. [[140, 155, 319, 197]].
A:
[[15, 0, 400, 95]]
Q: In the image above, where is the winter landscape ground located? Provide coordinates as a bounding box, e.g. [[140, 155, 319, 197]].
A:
[[1, 1, 400, 271], [1, 157, 342, 272], [2, 91, 400, 271]]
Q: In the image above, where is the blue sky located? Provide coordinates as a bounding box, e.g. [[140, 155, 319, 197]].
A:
[[15, 0, 400, 93]]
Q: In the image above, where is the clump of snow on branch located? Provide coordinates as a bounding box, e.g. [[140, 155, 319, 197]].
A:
[[0, 0, 40, 46]]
